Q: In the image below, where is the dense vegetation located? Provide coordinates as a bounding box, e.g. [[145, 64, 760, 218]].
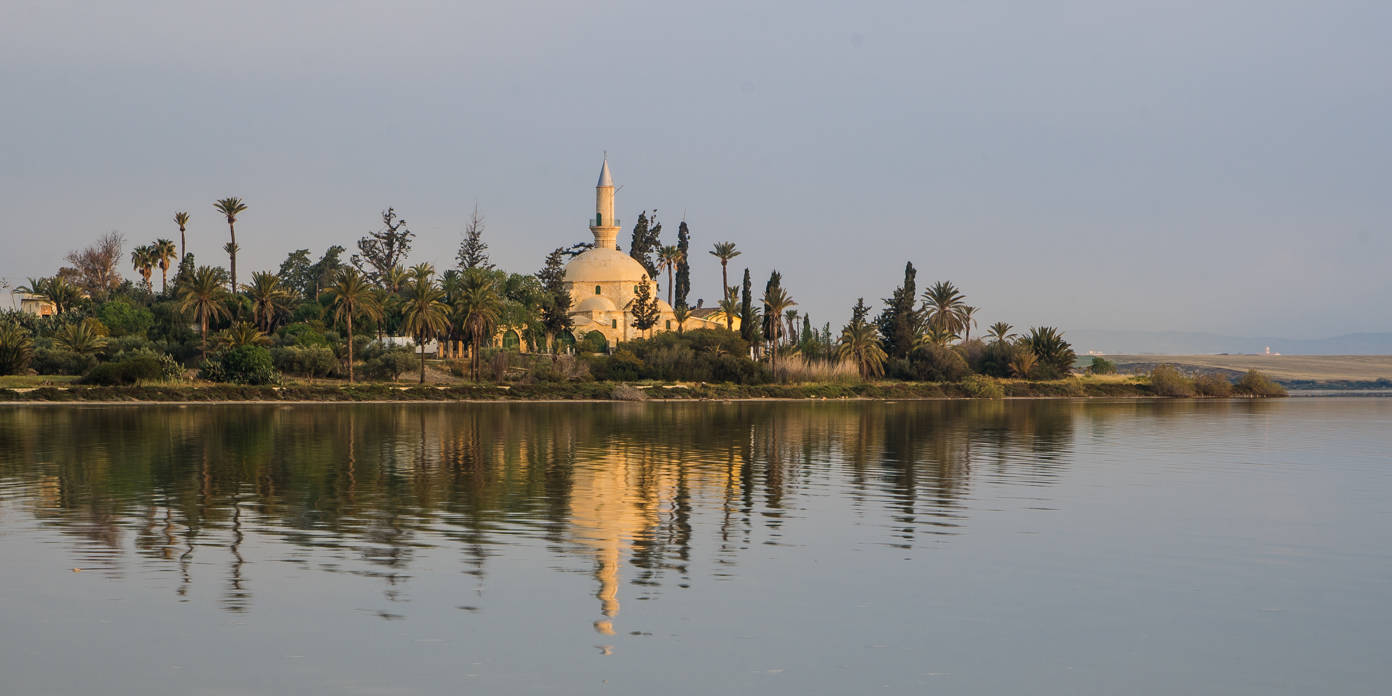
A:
[[1, 201, 1284, 399]]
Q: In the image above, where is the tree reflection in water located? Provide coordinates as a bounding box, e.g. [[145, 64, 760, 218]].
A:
[[0, 400, 1191, 630]]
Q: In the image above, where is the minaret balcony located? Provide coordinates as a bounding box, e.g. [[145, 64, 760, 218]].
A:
[[588, 216, 621, 228]]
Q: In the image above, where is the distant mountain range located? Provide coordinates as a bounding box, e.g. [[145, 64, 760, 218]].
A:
[[1069, 330, 1392, 356]]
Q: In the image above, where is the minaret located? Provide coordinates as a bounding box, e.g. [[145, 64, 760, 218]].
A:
[[590, 157, 620, 249]]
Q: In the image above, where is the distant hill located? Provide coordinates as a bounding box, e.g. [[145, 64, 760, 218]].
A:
[[1068, 330, 1392, 356]]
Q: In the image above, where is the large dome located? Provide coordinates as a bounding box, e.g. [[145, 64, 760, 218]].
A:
[[563, 248, 651, 284]]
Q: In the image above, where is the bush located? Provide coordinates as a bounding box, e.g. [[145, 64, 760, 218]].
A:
[[904, 344, 970, 382], [0, 322, 35, 375], [1193, 373, 1234, 397], [81, 354, 166, 385], [954, 339, 989, 374], [273, 344, 338, 379], [1148, 364, 1194, 397], [201, 345, 279, 385], [959, 374, 1004, 399], [96, 299, 154, 338], [611, 384, 648, 401], [31, 348, 98, 375], [1088, 356, 1117, 375], [979, 340, 1026, 378], [363, 347, 415, 381], [1234, 370, 1287, 397]]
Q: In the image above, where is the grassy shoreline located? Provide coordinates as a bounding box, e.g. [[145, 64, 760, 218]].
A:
[[0, 375, 1288, 403]]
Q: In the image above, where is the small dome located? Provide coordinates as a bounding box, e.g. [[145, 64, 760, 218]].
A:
[[564, 248, 650, 284], [575, 294, 618, 313]]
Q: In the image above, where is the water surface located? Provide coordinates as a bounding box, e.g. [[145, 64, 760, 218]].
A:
[[1, 400, 1389, 695]]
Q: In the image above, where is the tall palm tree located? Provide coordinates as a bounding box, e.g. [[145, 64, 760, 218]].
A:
[[837, 317, 887, 379], [717, 286, 741, 332], [130, 244, 156, 293], [761, 283, 796, 377], [326, 268, 382, 383], [959, 305, 979, 342], [987, 322, 1015, 344], [178, 266, 232, 360], [243, 271, 293, 332], [24, 276, 82, 314], [922, 280, 967, 342], [399, 264, 449, 384], [454, 270, 502, 381], [657, 245, 684, 307], [153, 239, 177, 294], [173, 212, 190, 261], [709, 241, 740, 298], [213, 197, 248, 292]]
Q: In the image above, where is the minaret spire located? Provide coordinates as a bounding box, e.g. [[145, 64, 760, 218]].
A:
[[591, 155, 619, 249]]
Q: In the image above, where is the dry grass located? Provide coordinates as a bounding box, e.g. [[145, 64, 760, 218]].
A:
[[1107, 354, 1392, 382], [774, 355, 861, 383], [0, 374, 81, 388]]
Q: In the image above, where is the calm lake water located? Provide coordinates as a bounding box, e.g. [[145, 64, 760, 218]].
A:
[[1, 399, 1389, 695]]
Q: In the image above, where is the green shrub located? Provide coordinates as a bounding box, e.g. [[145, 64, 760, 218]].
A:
[[81, 354, 166, 385], [363, 347, 415, 381], [903, 344, 970, 382], [96, 299, 154, 338], [1148, 364, 1194, 397], [32, 348, 98, 375], [959, 374, 1004, 399], [1088, 356, 1117, 375], [1234, 370, 1287, 397], [1193, 373, 1234, 397], [201, 345, 279, 385], [273, 344, 338, 379], [0, 322, 35, 375]]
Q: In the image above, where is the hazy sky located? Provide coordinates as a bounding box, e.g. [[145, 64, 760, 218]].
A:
[[3, 0, 1389, 341]]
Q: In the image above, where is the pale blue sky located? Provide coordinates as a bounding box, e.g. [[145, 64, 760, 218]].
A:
[[3, 0, 1389, 340]]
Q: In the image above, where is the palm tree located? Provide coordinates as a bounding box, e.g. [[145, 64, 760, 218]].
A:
[[382, 264, 408, 293], [784, 309, 800, 345], [709, 241, 740, 296], [326, 267, 383, 383], [922, 280, 967, 341], [959, 305, 979, 342], [987, 322, 1015, 343], [40, 277, 83, 314], [672, 304, 691, 334], [916, 324, 958, 348], [173, 212, 190, 261], [55, 320, 108, 355], [178, 266, 232, 360], [153, 239, 177, 294], [657, 245, 684, 307], [130, 244, 156, 293], [454, 270, 502, 381], [213, 198, 248, 292], [761, 282, 796, 377], [1008, 348, 1038, 379], [243, 271, 293, 332], [215, 321, 271, 348], [837, 317, 887, 379], [399, 264, 449, 384], [717, 286, 741, 332]]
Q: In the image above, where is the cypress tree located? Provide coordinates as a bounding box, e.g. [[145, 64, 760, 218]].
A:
[[876, 261, 919, 359], [739, 268, 761, 346], [628, 211, 662, 278], [457, 205, 493, 271], [675, 221, 691, 309], [630, 275, 660, 337], [538, 247, 573, 350]]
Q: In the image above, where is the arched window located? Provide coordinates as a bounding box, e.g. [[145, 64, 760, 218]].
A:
[[595, 285, 602, 295], [611, 319, 618, 329]]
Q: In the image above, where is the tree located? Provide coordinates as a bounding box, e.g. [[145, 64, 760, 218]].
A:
[[64, 231, 124, 300], [153, 239, 177, 294], [178, 266, 232, 360], [987, 322, 1015, 343], [675, 221, 692, 309], [454, 269, 502, 380], [173, 211, 190, 261], [277, 249, 314, 299], [537, 247, 573, 351], [1025, 326, 1076, 377], [0, 322, 34, 376], [717, 286, 741, 332], [215, 321, 271, 348], [326, 267, 383, 383], [399, 263, 449, 384], [657, 245, 684, 307], [628, 211, 662, 277], [876, 261, 919, 359], [838, 298, 887, 379], [243, 271, 293, 332], [213, 197, 248, 292], [630, 275, 660, 338], [456, 205, 493, 271], [353, 207, 414, 288], [672, 304, 691, 333], [130, 244, 156, 293], [709, 241, 740, 298], [761, 274, 796, 376], [738, 268, 760, 346], [56, 319, 109, 355], [922, 280, 968, 341], [308, 245, 347, 300], [1008, 348, 1038, 379], [20, 276, 83, 315]]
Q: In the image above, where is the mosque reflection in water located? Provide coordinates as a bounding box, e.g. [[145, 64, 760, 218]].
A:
[[0, 401, 1174, 630]]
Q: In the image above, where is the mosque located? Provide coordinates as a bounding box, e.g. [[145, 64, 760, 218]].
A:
[[562, 158, 735, 348]]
